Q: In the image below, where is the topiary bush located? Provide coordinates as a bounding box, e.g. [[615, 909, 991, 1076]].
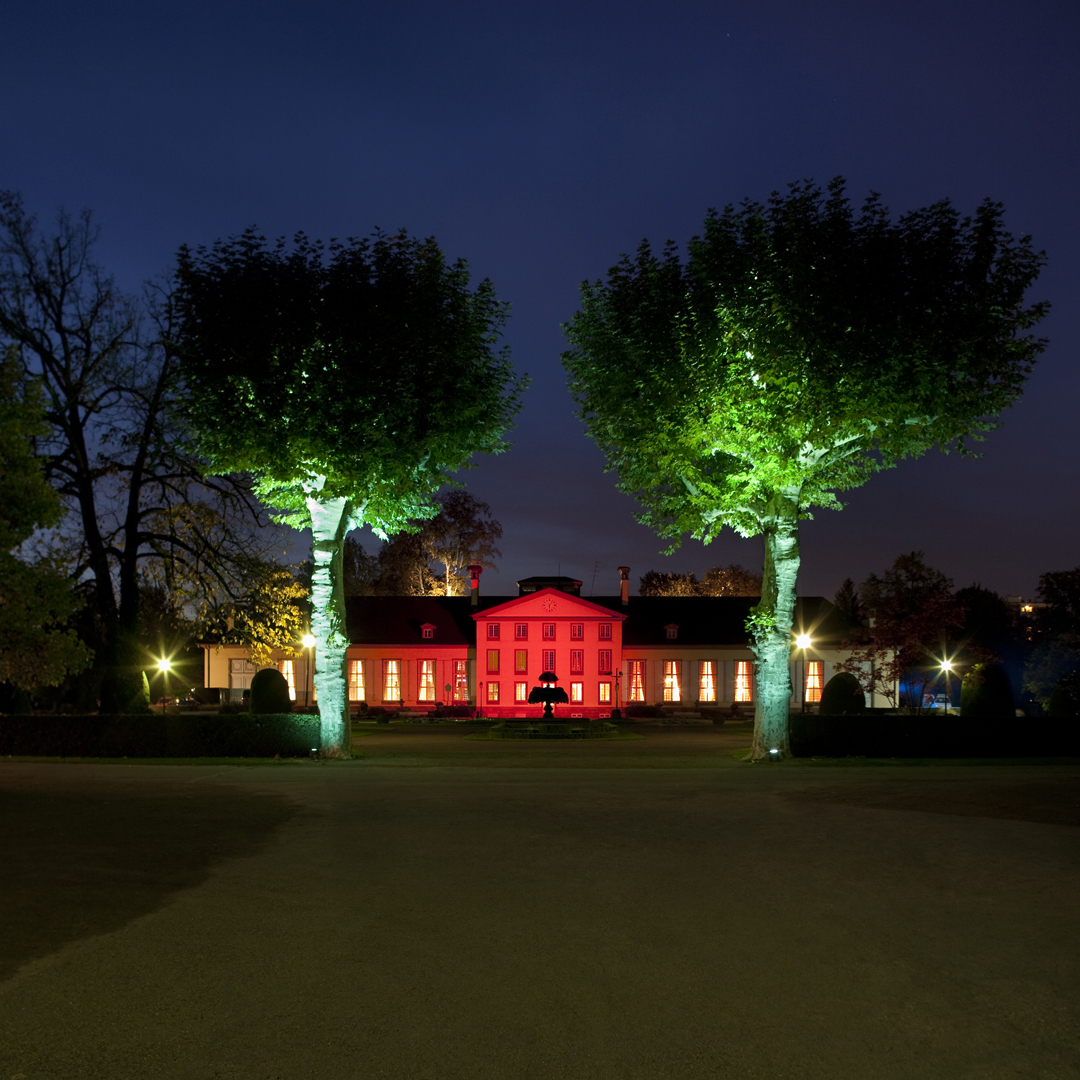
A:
[[819, 672, 866, 714], [250, 667, 293, 714], [961, 662, 1016, 718]]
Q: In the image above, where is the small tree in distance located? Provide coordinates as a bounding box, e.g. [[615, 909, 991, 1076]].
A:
[[640, 564, 762, 597], [563, 179, 1047, 757], [175, 229, 525, 755], [837, 552, 968, 711]]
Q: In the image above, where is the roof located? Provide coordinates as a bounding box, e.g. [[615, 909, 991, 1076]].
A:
[[590, 596, 857, 647], [344, 594, 856, 647], [345, 595, 514, 646]]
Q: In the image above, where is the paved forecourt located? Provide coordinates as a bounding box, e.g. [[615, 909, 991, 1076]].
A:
[[1, 735, 1078, 1079]]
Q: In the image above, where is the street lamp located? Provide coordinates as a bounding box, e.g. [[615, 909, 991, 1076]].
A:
[[157, 657, 171, 715], [941, 659, 953, 715], [613, 668, 622, 720], [302, 633, 316, 707], [795, 634, 812, 713]]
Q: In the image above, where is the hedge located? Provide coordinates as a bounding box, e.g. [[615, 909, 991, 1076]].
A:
[[789, 714, 1080, 758], [0, 713, 321, 758]]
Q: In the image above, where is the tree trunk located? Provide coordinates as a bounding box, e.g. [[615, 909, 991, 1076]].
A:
[[750, 487, 802, 760], [306, 495, 352, 757]]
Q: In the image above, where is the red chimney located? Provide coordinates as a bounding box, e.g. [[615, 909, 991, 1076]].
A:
[[468, 563, 483, 606], [618, 566, 630, 605]]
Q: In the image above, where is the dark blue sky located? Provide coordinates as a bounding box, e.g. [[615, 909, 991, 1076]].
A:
[[5, 0, 1078, 599]]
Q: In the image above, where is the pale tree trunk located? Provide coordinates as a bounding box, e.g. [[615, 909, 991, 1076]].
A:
[[750, 487, 802, 760], [306, 494, 352, 757]]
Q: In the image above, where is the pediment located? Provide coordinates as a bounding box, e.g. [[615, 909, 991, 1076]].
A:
[[473, 587, 626, 622]]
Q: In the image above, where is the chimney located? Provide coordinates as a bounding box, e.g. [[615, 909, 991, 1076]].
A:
[[468, 563, 483, 607], [618, 566, 630, 606]]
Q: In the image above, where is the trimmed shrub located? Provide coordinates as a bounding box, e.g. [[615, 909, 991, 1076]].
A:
[[250, 668, 293, 714], [961, 663, 1016, 718], [0, 712, 320, 757], [819, 672, 866, 714], [790, 714, 1080, 757]]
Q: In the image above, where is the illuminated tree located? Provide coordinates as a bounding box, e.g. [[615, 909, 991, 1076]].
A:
[[424, 490, 502, 595], [563, 179, 1047, 758], [175, 229, 524, 755], [639, 564, 761, 597]]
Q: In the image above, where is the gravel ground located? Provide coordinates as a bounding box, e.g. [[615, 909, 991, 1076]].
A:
[[2, 734, 1078, 1079]]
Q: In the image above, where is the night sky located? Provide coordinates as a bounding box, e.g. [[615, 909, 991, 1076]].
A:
[[5, 1, 1078, 601]]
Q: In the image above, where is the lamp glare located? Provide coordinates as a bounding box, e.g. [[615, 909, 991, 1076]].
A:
[[795, 634, 811, 649]]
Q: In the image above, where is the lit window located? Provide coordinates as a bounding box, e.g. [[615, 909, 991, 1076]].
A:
[[515, 649, 528, 673], [598, 623, 612, 640], [278, 660, 297, 701], [805, 661, 823, 703], [571, 623, 584, 640], [487, 682, 500, 704], [570, 649, 584, 674], [487, 649, 500, 674], [735, 660, 753, 702], [453, 659, 468, 702], [598, 682, 611, 703], [542, 649, 555, 671], [663, 660, 681, 702], [515, 681, 528, 703], [628, 660, 645, 702], [698, 660, 716, 703], [382, 659, 401, 702], [515, 623, 528, 640], [543, 623, 556, 640], [348, 659, 365, 702], [570, 682, 583, 702], [487, 623, 500, 639], [598, 649, 612, 675], [418, 659, 436, 702]]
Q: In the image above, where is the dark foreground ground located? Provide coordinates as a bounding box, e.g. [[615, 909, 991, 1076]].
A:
[[2, 724, 1078, 1079]]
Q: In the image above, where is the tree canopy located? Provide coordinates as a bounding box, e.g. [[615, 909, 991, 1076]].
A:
[[175, 228, 525, 753], [639, 564, 762, 597], [563, 179, 1047, 755], [0, 346, 91, 688], [175, 229, 523, 532]]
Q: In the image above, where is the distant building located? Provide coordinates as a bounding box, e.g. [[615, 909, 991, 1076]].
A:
[[201, 567, 882, 716]]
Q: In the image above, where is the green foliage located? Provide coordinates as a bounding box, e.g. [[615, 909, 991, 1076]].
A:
[[563, 179, 1046, 758], [960, 662, 1016, 718], [0, 712, 321, 757], [174, 229, 525, 533], [0, 346, 92, 688], [175, 227, 525, 756], [563, 178, 1047, 547], [819, 671, 866, 714], [250, 667, 293, 714]]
